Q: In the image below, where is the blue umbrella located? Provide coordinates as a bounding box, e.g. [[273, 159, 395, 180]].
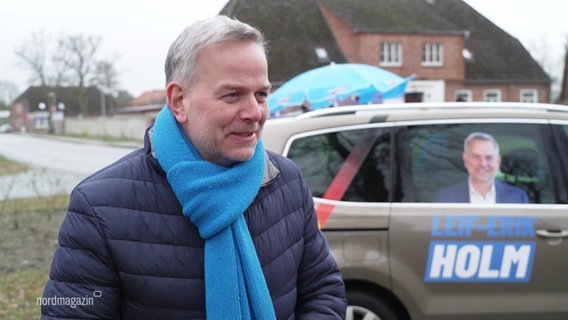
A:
[[268, 63, 415, 114]]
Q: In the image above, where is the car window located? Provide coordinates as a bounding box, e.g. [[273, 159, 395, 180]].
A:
[[287, 127, 391, 202], [403, 122, 557, 203]]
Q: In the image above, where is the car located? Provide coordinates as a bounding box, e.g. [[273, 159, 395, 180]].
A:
[[262, 102, 568, 320], [0, 123, 12, 133]]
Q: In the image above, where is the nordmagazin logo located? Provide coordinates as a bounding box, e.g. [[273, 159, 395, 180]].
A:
[[37, 291, 101, 309]]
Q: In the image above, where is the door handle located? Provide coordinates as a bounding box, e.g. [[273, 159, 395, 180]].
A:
[[536, 229, 568, 238]]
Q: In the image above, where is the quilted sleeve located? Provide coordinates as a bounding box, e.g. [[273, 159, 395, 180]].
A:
[[295, 177, 347, 319], [40, 188, 121, 319]]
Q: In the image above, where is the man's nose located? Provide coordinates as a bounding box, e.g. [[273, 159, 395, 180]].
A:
[[241, 95, 262, 121], [480, 157, 491, 167]]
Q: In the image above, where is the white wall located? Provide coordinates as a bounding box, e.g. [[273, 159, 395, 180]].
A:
[[64, 113, 156, 140], [406, 80, 446, 102]]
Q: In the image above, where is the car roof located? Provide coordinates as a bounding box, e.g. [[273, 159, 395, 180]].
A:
[[263, 102, 568, 153]]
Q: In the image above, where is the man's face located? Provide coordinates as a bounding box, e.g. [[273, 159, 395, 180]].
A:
[[180, 41, 270, 166], [462, 139, 501, 185]]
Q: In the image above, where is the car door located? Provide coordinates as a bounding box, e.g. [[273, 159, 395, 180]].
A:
[[282, 124, 397, 309], [389, 119, 568, 320]]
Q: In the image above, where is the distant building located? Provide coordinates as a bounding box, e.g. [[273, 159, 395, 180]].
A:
[[113, 90, 167, 125], [0, 110, 10, 131], [128, 90, 166, 107], [9, 86, 114, 133]]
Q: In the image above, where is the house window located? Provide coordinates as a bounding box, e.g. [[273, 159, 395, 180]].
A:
[[520, 89, 538, 103], [379, 42, 402, 66], [34, 112, 49, 130], [422, 43, 444, 66], [483, 89, 501, 102], [454, 90, 472, 102]]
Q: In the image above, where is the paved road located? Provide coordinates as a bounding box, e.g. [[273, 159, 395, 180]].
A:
[[0, 133, 140, 199]]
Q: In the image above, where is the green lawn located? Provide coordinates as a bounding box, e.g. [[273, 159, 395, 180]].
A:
[[0, 156, 28, 176], [1, 158, 69, 319], [0, 268, 51, 320]]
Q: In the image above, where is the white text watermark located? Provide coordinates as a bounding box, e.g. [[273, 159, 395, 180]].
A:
[[37, 291, 101, 309]]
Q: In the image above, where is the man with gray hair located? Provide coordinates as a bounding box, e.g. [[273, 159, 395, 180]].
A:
[[41, 15, 346, 319], [437, 132, 529, 203]]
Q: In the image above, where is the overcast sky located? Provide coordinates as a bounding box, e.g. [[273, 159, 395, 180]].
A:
[[0, 0, 566, 98]]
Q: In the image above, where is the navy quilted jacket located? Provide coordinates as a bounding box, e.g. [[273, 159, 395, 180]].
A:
[[40, 131, 347, 319]]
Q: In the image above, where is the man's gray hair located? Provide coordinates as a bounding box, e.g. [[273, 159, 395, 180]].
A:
[[464, 132, 500, 154], [165, 15, 267, 89]]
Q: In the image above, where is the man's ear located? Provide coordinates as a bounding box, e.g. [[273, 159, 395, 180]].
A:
[[166, 81, 188, 124]]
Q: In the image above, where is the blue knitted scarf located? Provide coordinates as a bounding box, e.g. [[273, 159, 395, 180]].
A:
[[152, 106, 276, 320]]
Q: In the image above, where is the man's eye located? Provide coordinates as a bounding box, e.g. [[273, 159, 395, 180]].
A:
[[256, 92, 268, 101]]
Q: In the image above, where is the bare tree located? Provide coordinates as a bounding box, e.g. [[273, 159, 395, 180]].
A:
[[14, 30, 50, 87], [0, 80, 19, 109], [50, 39, 73, 87], [16, 31, 122, 92], [91, 59, 120, 95], [53, 34, 101, 88], [557, 39, 568, 104], [527, 35, 564, 101], [114, 90, 134, 108], [16, 31, 123, 117]]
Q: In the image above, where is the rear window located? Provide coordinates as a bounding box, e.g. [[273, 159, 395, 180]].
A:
[[404, 122, 556, 203], [286, 121, 565, 204]]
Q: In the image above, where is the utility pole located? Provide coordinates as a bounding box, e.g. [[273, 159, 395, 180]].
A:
[[47, 91, 56, 134]]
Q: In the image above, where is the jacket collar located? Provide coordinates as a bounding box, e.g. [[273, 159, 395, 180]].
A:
[[147, 127, 280, 188], [261, 153, 280, 187]]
